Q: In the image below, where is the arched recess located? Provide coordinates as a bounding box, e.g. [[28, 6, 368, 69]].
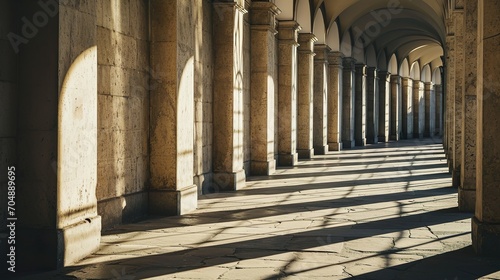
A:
[[340, 31, 352, 57], [326, 21, 340, 51], [275, 0, 294, 20], [366, 44, 377, 67], [432, 67, 442, 85], [410, 61, 421, 80], [399, 58, 410, 78], [296, 0, 311, 33], [421, 64, 432, 83], [388, 54, 398, 75], [352, 30, 365, 63], [312, 9, 326, 44]]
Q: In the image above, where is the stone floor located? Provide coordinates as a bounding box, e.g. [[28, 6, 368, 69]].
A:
[[15, 139, 500, 279]]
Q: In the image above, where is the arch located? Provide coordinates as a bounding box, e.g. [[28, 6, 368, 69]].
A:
[[410, 61, 421, 80], [377, 51, 387, 71], [432, 67, 442, 85], [352, 30, 365, 62], [340, 31, 352, 57], [388, 53, 398, 74], [275, 0, 294, 20], [312, 9, 326, 44], [421, 64, 432, 83], [399, 58, 410, 78], [296, 0, 311, 33], [366, 44, 377, 67], [326, 21, 340, 51]]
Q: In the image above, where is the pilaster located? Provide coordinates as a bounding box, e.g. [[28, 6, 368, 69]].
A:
[[328, 51, 344, 151], [342, 57, 356, 148], [424, 82, 434, 137], [313, 44, 330, 155], [453, 9, 465, 188], [366, 67, 379, 144], [249, 1, 280, 175], [277, 21, 301, 166], [297, 33, 317, 159], [378, 71, 391, 142], [211, 1, 247, 190], [354, 64, 367, 146], [401, 77, 413, 139], [413, 80, 425, 139], [390, 75, 402, 141]]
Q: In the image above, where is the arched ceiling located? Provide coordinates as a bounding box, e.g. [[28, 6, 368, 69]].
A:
[[274, 0, 448, 75]]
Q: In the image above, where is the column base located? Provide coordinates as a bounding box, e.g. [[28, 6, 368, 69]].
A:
[[366, 137, 378, 144], [149, 185, 198, 216], [342, 140, 355, 149], [278, 153, 298, 166], [57, 215, 102, 267], [251, 159, 276, 176], [355, 138, 366, 146], [314, 145, 329, 155], [328, 142, 342, 151], [413, 133, 423, 139], [212, 169, 246, 192], [458, 188, 476, 212], [389, 134, 400, 141], [195, 173, 213, 196], [378, 136, 389, 142], [298, 148, 314, 159], [472, 216, 500, 256]]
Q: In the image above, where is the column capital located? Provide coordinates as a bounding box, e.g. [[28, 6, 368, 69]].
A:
[[343, 57, 356, 70], [328, 51, 344, 67], [298, 33, 318, 53], [314, 44, 331, 61], [390, 75, 401, 84], [250, 1, 281, 30], [277, 21, 301, 45], [366, 67, 378, 78], [355, 64, 367, 76], [213, 0, 248, 14], [378, 70, 391, 81]]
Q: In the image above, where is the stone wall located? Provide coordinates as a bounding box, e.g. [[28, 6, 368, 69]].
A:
[[96, 0, 150, 229], [243, 7, 251, 174]]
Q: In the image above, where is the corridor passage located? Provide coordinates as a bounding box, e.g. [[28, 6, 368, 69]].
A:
[[22, 140, 500, 279]]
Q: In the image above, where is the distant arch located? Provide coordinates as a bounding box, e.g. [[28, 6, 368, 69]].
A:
[[388, 54, 398, 75], [340, 31, 352, 57], [400, 58, 410, 78], [296, 0, 311, 33], [326, 21, 340, 51], [312, 9, 326, 44], [410, 61, 421, 80]]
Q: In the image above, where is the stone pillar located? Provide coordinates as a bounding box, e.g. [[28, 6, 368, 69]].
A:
[[366, 67, 379, 144], [150, 0, 197, 214], [424, 82, 434, 137], [328, 51, 344, 151], [378, 71, 391, 142], [445, 32, 455, 169], [401, 77, 413, 139], [413, 80, 424, 139], [249, 2, 280, 175], [297, 33, 317, 158], [459, 0, 478, 211], [390, 75, 402, 140], [313, 44, 330, 155], [355, 64, 367, 146], [472, 0, 500, 256], [434, 84, 443, 136], [453, 10, 465, 188], [342, 58, 356, 148], [211, 1, 247, 191], [277, 21, 301, 166]]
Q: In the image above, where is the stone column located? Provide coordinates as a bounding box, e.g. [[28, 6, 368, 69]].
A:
[[366, 67, 379, 144], [313, 44, 330, 155], [445, 32, 455, 169], [453, 9, 465, 188], [424, 82, 434, 137], [150, 0, 197, 215], [328, 51, 344, 151], [297, 33, 317, 158], [472, 0, 500, 256], [342, 58, 356, 148], [211, 1, 247, 191], [249, 2, 280, 175], [378, 71, 391, 142], [413, 80, 424, 139], [277, 21, 301, 166], [401, 77, 413, 139], [459, 0, 478, 211], [434, 84, 443, 136], [390, 75, 401, 140], [355, 64, 367, 146]]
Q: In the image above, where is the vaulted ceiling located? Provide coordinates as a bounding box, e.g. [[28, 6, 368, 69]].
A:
[[274, 0, 450, 77]]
